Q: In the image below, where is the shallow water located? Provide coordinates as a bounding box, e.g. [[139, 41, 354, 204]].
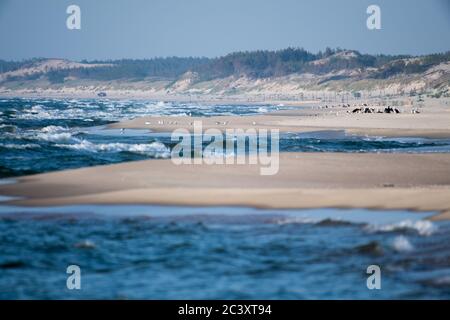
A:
[[0, 205, 448, 299], [2, 98, 450, 177]]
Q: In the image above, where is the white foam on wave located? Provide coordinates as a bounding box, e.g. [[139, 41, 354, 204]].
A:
[[257, 107, 268, 113], [16, 104, 111, 121], [8, 99, 279, 124], [37, 132, 76, 143], [40, 125, 69, 133], [431, 276, 450, 286], [33, 125, 82, 143], [57, 140, 170, 157], [0, 125, 80, 144], [0, 143, 41, 150], [156, 101, 170, 108], [365, 219, 436, 236], [392, 235, 414, 252], [0, 124, 17, 130], [18, 105, 53, 119]]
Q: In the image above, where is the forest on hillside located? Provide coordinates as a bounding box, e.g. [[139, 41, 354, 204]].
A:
[[1, 48, 449, 84]]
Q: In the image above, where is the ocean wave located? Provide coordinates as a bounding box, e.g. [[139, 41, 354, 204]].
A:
[[36, 132, 77, 143], [40, 125, 69, 133], [364, 219, 436, 236], [57, 140, 170, 157], [0, 143, 41, 150], [273, 217, 317, 225], [74, 240, 96, 249], [257, 107, 268, 113], [33, 126, 82, 143], [16, 104, 108, 121], [0, 125, 79, 144], [156, 101, 171, 108], [18, 105, 52, 119], [274, 217, 361, 228], [355, 241, 384, 256], [392, 235, 414, 252], [316, 218, 354, 226], [428, 276, 450, 286], [274, 217, 352, 225], [0, 124, 18, 132]]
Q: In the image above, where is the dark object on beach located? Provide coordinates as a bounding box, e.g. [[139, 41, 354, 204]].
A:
[[384, 106, 394, 113], [97, 92, 107, 97], [352, 106, 400, 114], [384, 106, 400, 114], [382, 183, 395, 188]]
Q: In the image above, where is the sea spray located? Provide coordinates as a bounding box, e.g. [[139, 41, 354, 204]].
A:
[[364, 219, 436, 236], [392, 235, 414, 252]]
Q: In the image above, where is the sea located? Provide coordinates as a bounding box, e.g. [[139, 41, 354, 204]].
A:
[[0, 97, 449, 299]]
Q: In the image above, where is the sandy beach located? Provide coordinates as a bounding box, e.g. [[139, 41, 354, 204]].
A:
[[1, 152, 450, 220], [1, 97, 450, 220], [109, 97, 450, 138]]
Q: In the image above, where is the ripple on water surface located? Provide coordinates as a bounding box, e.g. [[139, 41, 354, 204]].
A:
[[0, 205, 448, 299]]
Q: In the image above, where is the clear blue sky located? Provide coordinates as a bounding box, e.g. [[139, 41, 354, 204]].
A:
[[0, 0, 449, 61]]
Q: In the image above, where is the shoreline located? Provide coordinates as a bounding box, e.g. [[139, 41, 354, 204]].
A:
[[108, 98, 450, 139], [1, 95, 449, 220], [1, 153, 449, 221], [0, 91, 318, 107], [4, 92, 450, 139]]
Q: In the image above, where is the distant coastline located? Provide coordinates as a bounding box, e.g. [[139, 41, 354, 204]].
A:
[[1, 48, 449, 101]]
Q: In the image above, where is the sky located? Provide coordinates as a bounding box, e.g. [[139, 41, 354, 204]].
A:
[[0, 0, 449, 61]]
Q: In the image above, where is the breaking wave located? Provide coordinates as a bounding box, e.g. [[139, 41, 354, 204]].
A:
[[274, 216, 318, 225], [392, 235, 414, 252], [364, 219, 436, 236], [57, 140, 171, 157], [273, 216, 357, 226], [0, 143, 41, 150]]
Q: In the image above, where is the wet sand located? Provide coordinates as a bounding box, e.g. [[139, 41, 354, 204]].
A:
[[1, 153, 450, 220]]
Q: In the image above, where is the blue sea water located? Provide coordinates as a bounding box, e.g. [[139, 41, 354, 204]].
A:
[[0, 98, 449, 299], [1, 98, 450, 177], [0, 98, 282, 177], [0, 205, 448, 300]]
